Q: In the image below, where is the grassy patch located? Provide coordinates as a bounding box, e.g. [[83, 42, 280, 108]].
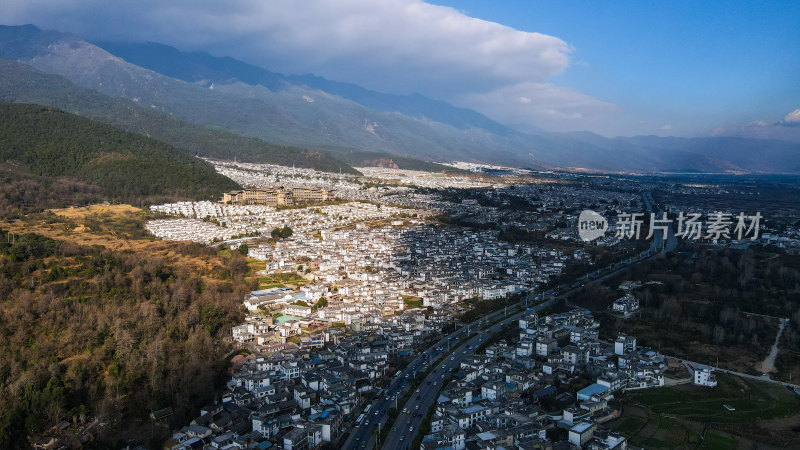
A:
[[644, 416, 688, 448], [701, 429, 736, 449], [611, 416, 646, 436], [629, 373, 799, 423], [256, 272, 308, 289], [402, 295, 423, 308]]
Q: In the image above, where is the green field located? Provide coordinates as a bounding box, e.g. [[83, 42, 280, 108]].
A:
[[402, 294, 424, 308], [609, 406, 701, 449], [628, 373, 798, 423], [700, 430, 736, 449], [608, 373, 800, 449]]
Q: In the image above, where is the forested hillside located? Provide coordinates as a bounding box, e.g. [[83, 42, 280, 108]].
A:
[[0, 103, 239, 208], [0, 59, 360, 175], [0, 223, 249, 448]]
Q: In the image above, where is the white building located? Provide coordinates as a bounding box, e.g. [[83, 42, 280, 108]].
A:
[[568, 421, 596, 447], [284, 304, 313, 317], [694, 366, 717, 387], [614, 334, 637, 355], [612, 294, 640, 315]]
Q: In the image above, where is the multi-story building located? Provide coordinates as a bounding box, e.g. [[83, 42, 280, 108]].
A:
[[694, 365, 717, 387], [223, 187, 329, 206]]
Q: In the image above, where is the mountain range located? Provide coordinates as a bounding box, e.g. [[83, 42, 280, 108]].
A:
[[1, 24, 799, 174]]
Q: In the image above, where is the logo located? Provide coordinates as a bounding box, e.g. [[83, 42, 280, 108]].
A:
[[578, 210, 608, 241]]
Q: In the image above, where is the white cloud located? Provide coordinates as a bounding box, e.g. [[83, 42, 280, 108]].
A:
[[5, 0, 570, 93], [4, 0, 617, 131], [661, 124, 672, 131], [784, 109, 800, 124], [459, 81, 619, 132]]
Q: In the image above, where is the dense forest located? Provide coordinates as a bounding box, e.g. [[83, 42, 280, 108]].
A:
[[572, 244, 800, 380], [0, 227, 251, 448], [0, 102, 255, 447], [0, 103, 240, 207], [0, 164, 104, 218], [0, 59, 360, 175]]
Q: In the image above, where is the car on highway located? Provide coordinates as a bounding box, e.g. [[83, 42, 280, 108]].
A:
[[409, 426, 414, 432]]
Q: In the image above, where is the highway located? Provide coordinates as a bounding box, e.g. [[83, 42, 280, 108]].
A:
[[380, 298, 555, 450], [340, 192, 672, 449], [340, 300, 535, 450]]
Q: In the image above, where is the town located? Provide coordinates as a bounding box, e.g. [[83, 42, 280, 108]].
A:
[[161, 301, 729, 449], [4, 6, 800, 450], [139, 164, 800, 449], [22, 164, 800, 449]]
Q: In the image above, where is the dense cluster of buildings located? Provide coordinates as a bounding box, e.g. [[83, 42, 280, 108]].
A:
[[254, 224, 572, 313], [164, 310, 457, 449], [146, 200, 424, 244], [420, 309, 665, 449], [151, 162, 674, 449], [163, 306, 666, 449]]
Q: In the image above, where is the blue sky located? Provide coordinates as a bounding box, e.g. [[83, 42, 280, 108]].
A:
[[5, 0, 800, 137], [432, 0, 800, 136]]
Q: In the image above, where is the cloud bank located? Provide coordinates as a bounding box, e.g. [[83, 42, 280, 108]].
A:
[[784, 109, 800, 124], [460, 82, 619, 132], [710, 109, 800, 143], [4, 0, 617, 132]]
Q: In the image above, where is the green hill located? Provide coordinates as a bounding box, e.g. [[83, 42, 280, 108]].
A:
[[0, 59, 360, 175], [0, 103, 240, 203]]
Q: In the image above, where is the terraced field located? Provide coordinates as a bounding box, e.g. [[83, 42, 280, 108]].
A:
[[608, 373, 800, 448]]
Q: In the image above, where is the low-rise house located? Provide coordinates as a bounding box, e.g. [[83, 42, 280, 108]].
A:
[[569, 421, 596, 447], [611, 294, 639, 316]]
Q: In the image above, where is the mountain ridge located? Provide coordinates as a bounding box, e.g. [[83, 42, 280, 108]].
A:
[[0, 58, 361, 174], [93, 40, 518, 136], [2, 24, 799, 174]]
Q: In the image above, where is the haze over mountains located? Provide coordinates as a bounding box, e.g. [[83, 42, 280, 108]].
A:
[[1, 24, 799, 174]]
